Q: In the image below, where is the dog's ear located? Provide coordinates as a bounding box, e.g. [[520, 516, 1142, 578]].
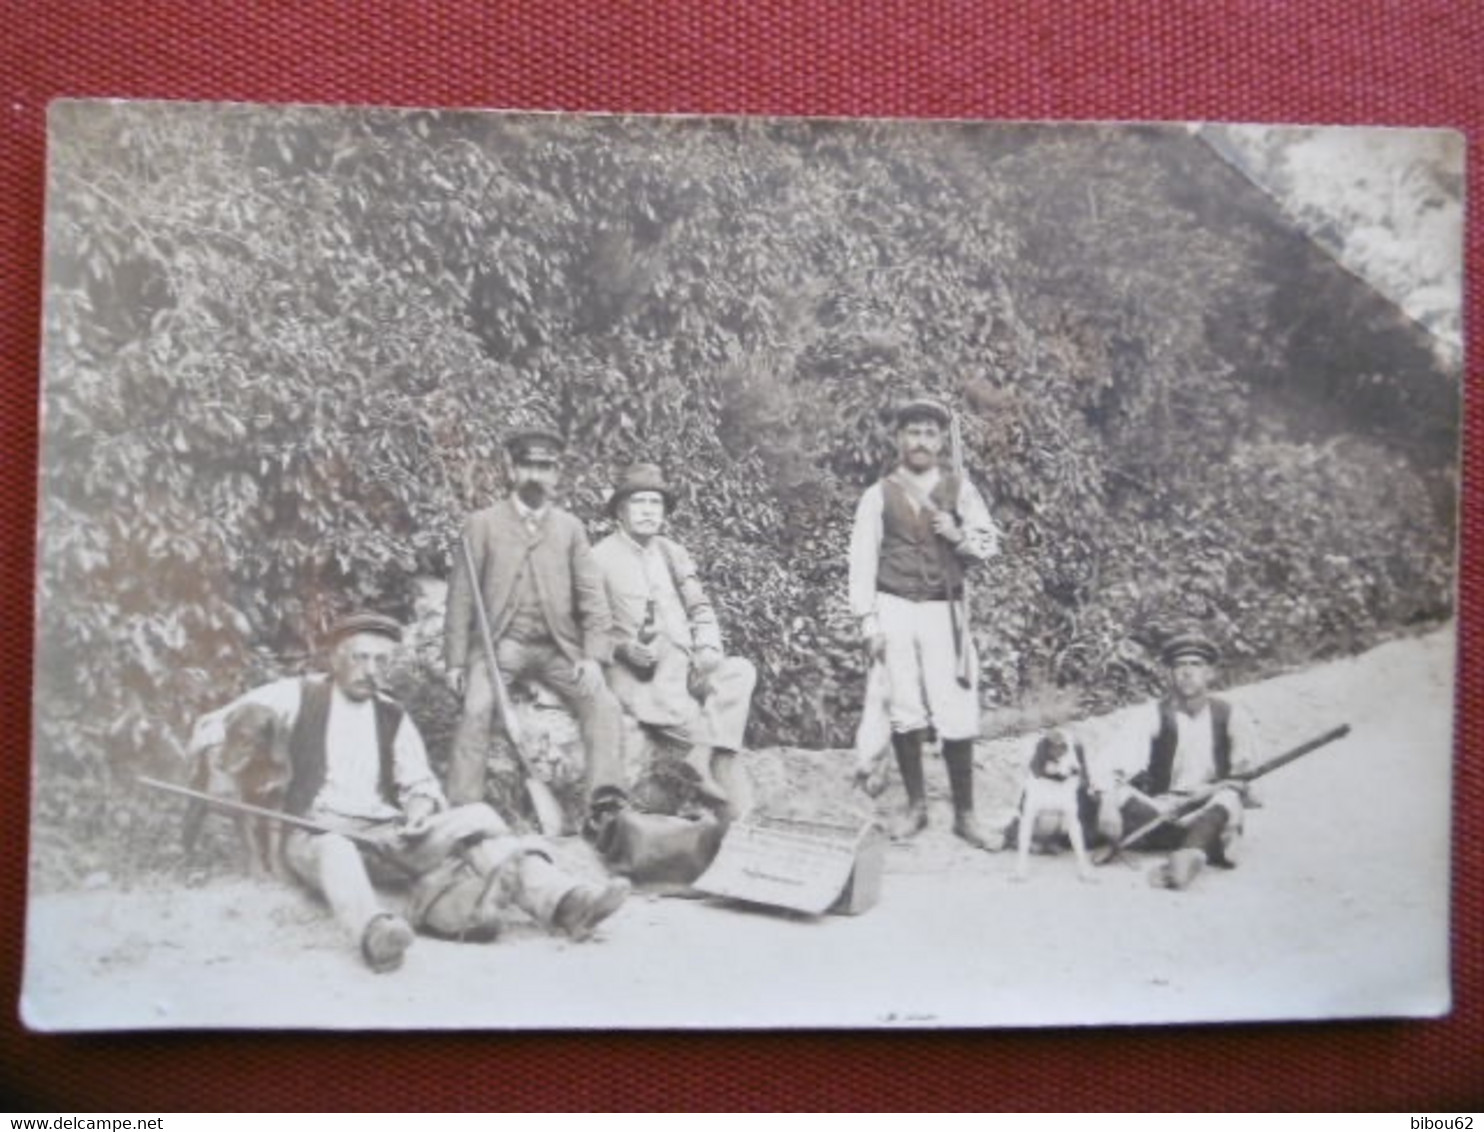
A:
[[1030, 734, 1056, 772]]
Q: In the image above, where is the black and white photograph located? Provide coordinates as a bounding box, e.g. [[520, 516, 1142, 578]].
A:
[[24, 100, 1463, 1030]]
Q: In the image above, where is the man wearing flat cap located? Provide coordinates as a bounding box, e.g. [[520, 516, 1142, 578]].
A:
[[848, 395, 1001, 848], [444, 426, 626, 819], [591, 462, 757, 814], [1095, 630, 1262, 890], [188, 611, 629, 973]]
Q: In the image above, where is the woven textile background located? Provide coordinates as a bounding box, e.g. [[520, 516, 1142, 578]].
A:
[[1, 0, 1479, 1111]]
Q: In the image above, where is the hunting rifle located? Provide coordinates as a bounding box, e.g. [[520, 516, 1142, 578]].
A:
[[459, 534, 567, 837], [1093, 722, 1351, 865], [948, 411, 973, 688], [140, 775, 397, 847]]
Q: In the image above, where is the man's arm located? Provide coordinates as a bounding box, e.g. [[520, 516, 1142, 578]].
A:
[[391, 715, 447, 820], [847, 485, 885, 623], [1099, 702, 1162, 796], [1225, 700, 1263, 805], [570, 521, 615, 665], [664, 539, 723, 654]]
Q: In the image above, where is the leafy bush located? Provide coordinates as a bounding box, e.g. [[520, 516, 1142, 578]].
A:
[[34, 104, 1457, 886]]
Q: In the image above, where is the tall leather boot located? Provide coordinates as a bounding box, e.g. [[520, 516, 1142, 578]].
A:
[[889, 729, 929, 840], [943, 739, 996, 850]]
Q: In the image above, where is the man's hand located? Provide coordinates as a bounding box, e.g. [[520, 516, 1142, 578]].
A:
[[861, 614, 887, 663], [621, 639, 659, 671], [446, 665, 467, 697], [692, 646, 723, 679], [931, 510, 964, 545], [574, 658, 605, 697], [1215, 778, 1254, 805], [399, 796, 438, 841]]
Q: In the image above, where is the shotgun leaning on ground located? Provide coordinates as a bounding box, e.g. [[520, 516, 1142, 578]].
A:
[[458, 534, 567, 836], [1092, 722, 1352, 866]]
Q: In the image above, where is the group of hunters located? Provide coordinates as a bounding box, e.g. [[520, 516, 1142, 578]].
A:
[[189, 394, 1260, 973]]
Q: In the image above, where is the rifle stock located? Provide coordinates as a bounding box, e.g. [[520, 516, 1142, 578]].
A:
[[458, 535, 567, 836]]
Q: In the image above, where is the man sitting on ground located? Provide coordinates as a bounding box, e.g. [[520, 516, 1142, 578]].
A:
[[188, 611, 628, 973], [1097, 631, 1261, 890]]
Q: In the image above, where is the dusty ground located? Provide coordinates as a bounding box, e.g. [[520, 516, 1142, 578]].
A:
[[21, 628, 1455, 1031]]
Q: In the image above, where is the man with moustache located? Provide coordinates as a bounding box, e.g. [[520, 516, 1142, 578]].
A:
[[188, 611, 629, 973], [591, 463, 757, 816], [848, 396, 1001, 848], [444, 427, 626, 824]]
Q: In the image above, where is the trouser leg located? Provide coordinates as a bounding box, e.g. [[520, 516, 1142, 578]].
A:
[[284, 830, 385, 945], [509, 850, 579, 928], [446, 657, 498, 806], [697, 656, 757, 753], [538, 646, 627, 796]]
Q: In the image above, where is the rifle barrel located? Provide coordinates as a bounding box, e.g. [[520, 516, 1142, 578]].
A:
[[1111, 722, 1351, 854], [137, 776, 386, 847]]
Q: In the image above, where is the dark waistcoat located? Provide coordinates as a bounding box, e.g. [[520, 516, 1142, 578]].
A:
[[284, 676, 404, 816], [1142, 696, 1232, 795], [876, 472, 964, 602]]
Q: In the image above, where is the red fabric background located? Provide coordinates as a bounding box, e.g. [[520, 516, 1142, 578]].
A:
[[1, 1, 1479, 1112]]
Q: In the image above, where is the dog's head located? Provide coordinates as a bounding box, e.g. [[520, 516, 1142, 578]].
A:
[[1029, 729, 1082, 782]]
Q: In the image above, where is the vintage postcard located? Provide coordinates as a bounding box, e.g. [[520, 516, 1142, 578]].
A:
[[25, 100, 1462, 1030]]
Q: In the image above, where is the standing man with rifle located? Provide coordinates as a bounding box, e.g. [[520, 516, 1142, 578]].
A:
[[186, 611, 628, 974], [1095, 631, 1265, 890], [444, 426, 627, 830], [848, 395, 1001, 848]]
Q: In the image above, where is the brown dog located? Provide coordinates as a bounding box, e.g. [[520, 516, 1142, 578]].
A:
[[181, 703, 292, 877]]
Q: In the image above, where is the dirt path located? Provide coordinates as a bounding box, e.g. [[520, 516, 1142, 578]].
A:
[[21, 628, 1455, 1031]]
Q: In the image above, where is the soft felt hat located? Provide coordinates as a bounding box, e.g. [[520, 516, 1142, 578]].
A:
[[606, 462, 676, 517]]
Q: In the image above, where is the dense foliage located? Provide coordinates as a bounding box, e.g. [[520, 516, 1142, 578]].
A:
[[35, 104, 1458, 878]]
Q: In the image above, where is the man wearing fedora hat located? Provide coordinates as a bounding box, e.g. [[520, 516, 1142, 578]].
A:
[[188, 611, 629, 973], [849, 395, 1001, 848], [591, 462, 757, 814], [443, 426, 626, 818], [1094, 630, 1261, 890]]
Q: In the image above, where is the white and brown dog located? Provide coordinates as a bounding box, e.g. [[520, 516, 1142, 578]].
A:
[[1013, 728, 1095, 882], [181, 703, 292, 877]]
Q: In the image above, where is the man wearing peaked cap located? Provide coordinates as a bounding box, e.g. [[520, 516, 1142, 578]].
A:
[[444, 421, 626, 825], [590, 462, 757, 818], [1096, 628, 1263, 891], [848, 394, 1002, 849], [893, 396, 953, 430], [187, 610, 628, 973]]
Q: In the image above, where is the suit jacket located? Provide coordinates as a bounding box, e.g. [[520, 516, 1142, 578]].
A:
[[445, 499, 614, 670]]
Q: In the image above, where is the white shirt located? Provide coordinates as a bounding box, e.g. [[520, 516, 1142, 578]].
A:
[[192, 676, 444, 821]]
